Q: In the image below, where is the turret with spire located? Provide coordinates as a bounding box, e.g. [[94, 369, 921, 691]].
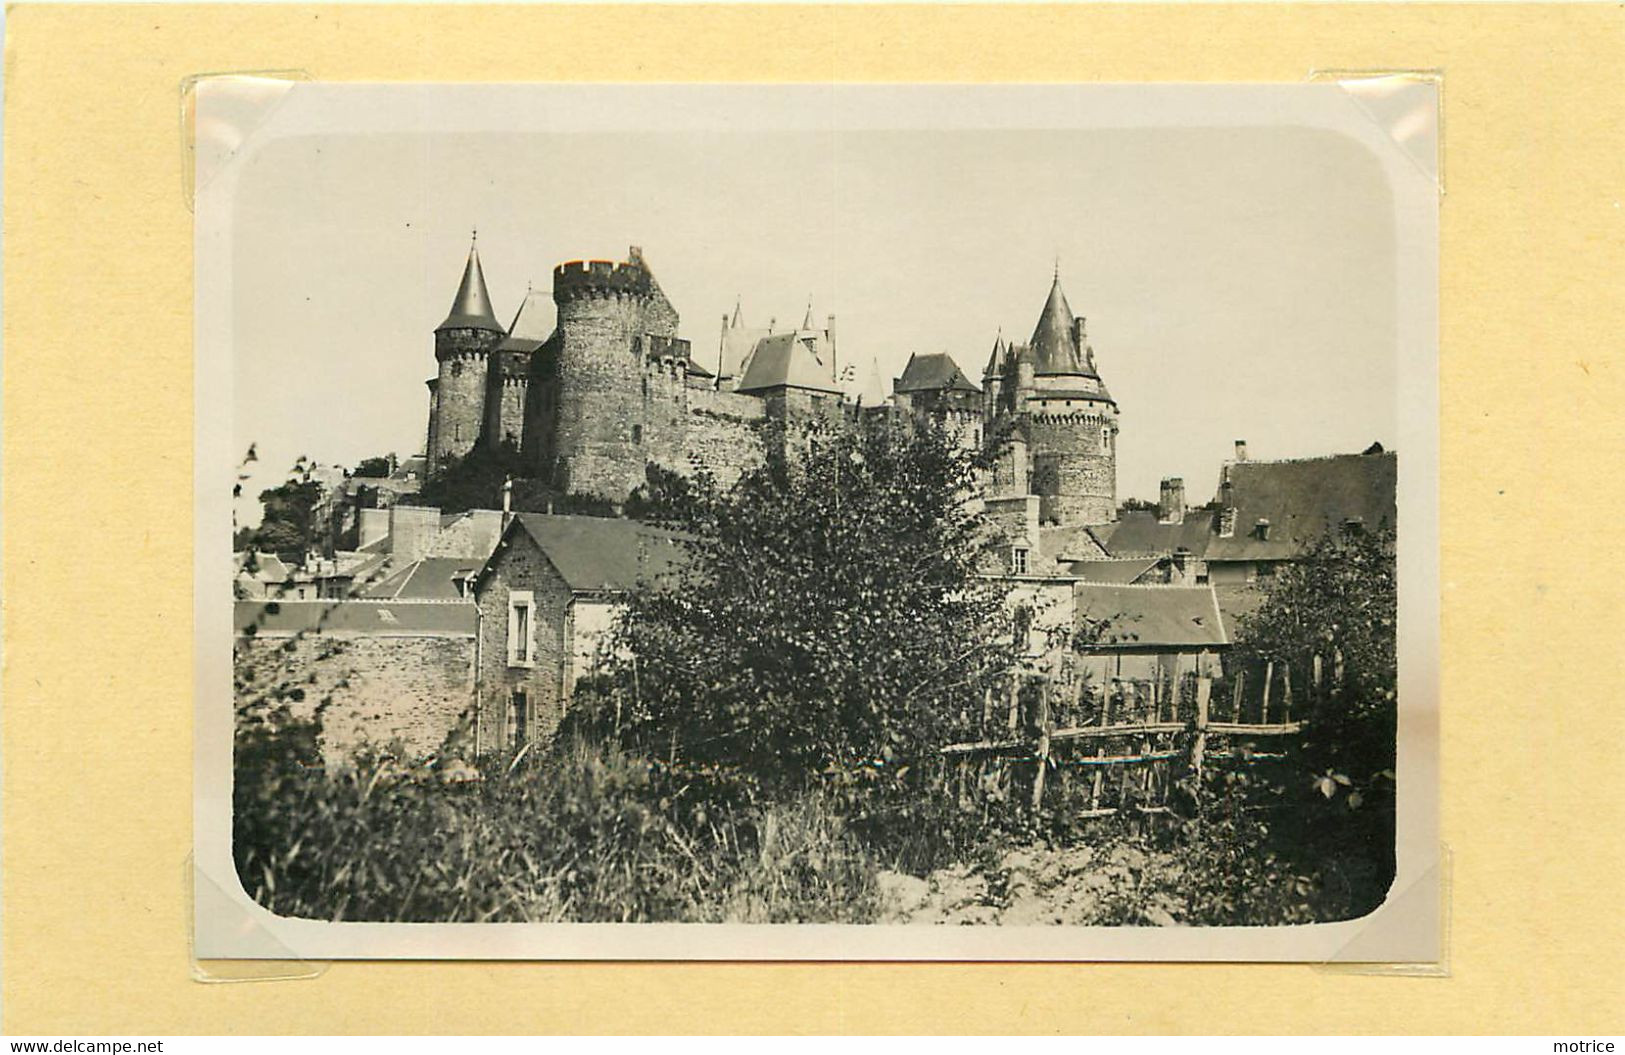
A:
[[426, 232, 507, 479]]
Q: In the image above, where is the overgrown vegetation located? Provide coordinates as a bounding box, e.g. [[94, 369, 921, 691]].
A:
[[234, 425, 1399, 925]]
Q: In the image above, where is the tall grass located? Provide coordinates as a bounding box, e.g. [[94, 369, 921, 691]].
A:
[[234, 722, 883, 923]]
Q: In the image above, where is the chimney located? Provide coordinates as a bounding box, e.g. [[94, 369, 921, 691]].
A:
[[501, 476, 513, 517], [1234, 439, 1249, 462], [1158, 477, 1186, 524]]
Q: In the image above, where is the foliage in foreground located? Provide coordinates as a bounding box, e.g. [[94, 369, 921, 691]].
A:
[[579, 416, 1015, 807], [234, 717, 882, 923]]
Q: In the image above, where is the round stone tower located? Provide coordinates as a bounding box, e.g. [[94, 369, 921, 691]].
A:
[[1021, 272, 1118, 526], [548, 247, 679, 501], [427, 237, 505, 478]]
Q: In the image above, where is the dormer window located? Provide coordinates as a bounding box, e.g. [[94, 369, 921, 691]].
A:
[[1011, 546, 1030, 576], [1343, 515, 1365, 535], [1254, 518, 1271, 540], [1218, 509, 1237, 538]]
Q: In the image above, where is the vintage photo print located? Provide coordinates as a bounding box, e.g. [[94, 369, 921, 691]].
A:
[[194, 82, 1440, 961]]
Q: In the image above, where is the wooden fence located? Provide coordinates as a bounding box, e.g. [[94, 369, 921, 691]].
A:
[[940, 658, 1313, 817]]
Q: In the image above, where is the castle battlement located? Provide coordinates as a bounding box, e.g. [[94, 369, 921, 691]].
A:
[[552, 259, 654, 300]]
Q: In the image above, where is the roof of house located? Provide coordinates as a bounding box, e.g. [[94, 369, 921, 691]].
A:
[[1091, 511, 1218, 559], [497, 287, 554, 353], [361, 556, 483, 600], [1074, 584, 1229, 649], [735, 330, 842, 394], [236, 599, 477, 636], [894, 352, 981, 394], [437, 242, 503, 333], [1066, 557, 1162, 584], [236, 552, 292, 583], [1205, 450, 1397, 562], [487, 514, 688, 594]]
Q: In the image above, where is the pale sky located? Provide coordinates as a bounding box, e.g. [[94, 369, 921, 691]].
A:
[[232, 124, 1396, 525]]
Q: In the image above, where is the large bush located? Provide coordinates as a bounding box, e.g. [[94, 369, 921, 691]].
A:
[[578, 416, 1015, 808]]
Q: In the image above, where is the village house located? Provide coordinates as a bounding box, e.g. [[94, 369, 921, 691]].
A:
[[468, 514, 687, 753], [1071, 582, 1230, 718]]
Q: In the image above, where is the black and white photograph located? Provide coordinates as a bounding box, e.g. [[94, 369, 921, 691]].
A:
[[194, 82, 1439, 961]]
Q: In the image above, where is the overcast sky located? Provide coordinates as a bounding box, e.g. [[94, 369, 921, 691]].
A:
[[232, 123, 1396, 525]]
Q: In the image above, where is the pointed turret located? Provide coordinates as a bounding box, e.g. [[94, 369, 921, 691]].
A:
[[437, 236, 503, 333], [983, 333, 1007, 379], [1029, 273, 1088, 375]]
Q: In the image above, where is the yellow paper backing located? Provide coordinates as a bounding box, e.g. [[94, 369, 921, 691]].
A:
[[4, 2, 1623, 1036]]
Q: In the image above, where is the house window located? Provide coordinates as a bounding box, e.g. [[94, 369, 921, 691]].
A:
[[632, 424, 642, 445], [511, 690, 529, 747], [1011, 546, 1030, 575], [507, 589, 535, 668], [1101, 427, 1111, 450]]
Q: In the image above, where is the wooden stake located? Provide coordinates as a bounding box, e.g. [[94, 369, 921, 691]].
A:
[[1031, 679, 1053, 810], [1281, 663, 1294, 724], [1232, 670, 1245, 724], [1007, 676, 1021, 731], [982, 685, 994, 730], [1260, 660, 1275, 725], [1191, 676, 1212, 791]]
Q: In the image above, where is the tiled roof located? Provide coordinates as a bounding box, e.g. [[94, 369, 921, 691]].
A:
[[1067, 557, 1162, 584], [361, 557, 482, 600], [236, 599, 477, 636], [436, 243, 503, 333], [1091, 512, 1217, 559], [735, 331, 842, 394], [493, 514, 688, 594], [497, 287, 554, 353], [1074, 584, 1229, 649], [1205, 451, 1397, 562], [894, 352, 981, 394]]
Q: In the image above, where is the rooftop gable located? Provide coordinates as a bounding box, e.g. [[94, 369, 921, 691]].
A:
[[482, 514, 688, 594], [1206, 450, 1397, 561], [894, 352, 981, 395], [1074, 583, 1229, 649]]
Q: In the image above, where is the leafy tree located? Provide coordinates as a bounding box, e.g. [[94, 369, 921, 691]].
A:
[[581, 416, 1016, 803], [1117, 497, 1157, 514], [354, 453, 394, 477], [252, 477, 326, 554], [1236, 525, 1397, 782], [410, 441, 525, 514]]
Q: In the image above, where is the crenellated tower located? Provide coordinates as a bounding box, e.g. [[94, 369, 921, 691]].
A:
[[426, 236, 505, 478], [541, 247, 684, 501]]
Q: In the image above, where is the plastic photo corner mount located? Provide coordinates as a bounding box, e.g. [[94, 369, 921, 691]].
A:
[[1311, 70, 1443, 196], [181, 70, 311, 213]]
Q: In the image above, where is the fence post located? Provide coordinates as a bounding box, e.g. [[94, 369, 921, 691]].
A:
[[1231, 670, 1245, 724], [1007, 675, 1021, 732], [982, 685, 994, 730], [1191, 675, 1212, 790], [1031, 678, 1052, 810], [1282, 663, 1294, 724], [1260, 659, 1275, 724]]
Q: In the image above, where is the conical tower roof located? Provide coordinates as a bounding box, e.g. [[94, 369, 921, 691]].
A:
[[1029, 274, 1087, 375], [983, 333, 1006, 378], [436, 237, 503, 333]]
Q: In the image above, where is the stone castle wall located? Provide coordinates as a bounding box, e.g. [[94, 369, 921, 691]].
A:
[[1026, 403, 1118, 526], [686, 388, 767, 487], [236, 628, 475, 768]]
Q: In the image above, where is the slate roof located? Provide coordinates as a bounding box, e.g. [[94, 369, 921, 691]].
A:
[[894, 352, 981, 394], [497, 287, 554, 353], [1205, 451, 1397, 562], [1091, 512, 1218, 559], [487, 514, 688, 594], [236, 599, 477, 636], [1067, 557, 1162, 584], [735, 331, 842, 394], [1074, 584, 1229, 649], [436, 243, 503, 333], [237, 552, 292, 583], [361, 557, 482, 601]]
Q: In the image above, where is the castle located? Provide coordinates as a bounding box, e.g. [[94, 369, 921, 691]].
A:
[[423, 238, 1118, 528]]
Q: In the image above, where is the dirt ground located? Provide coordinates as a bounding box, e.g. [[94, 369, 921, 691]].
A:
[[875, 843, 1185, 926]]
